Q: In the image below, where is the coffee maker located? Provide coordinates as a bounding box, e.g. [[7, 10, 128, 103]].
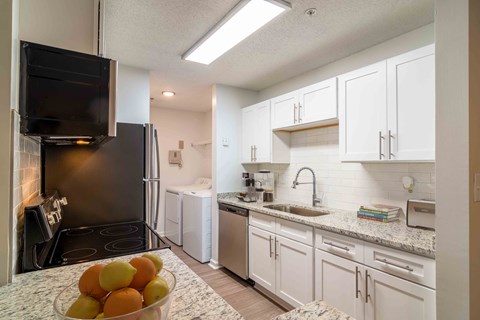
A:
[[240, 172, 257, 202], [254, 171, 275, 201]]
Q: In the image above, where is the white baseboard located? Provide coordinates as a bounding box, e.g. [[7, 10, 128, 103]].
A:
[[208, 259, 222, 270]]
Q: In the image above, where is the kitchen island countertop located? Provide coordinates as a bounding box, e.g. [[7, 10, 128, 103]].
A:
[[218, 197, 435, 258], [0, 249, 243, 320], [272, 300, 355, 320]]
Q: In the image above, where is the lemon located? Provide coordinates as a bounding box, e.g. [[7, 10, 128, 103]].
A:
[[66, 295, 100, 319], [143, 276, 169, 306], [142, 253, 164, 274], [99, 261, 137, 291]]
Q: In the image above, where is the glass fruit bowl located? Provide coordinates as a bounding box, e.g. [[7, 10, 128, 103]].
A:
[[53, 269, 176, 320]]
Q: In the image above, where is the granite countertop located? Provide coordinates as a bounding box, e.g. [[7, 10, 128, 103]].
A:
[[218, 197, 435, 258], [0, 249, 243, 320], [272, 300, 354, 320]]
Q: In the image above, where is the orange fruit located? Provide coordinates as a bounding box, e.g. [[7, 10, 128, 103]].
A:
[[129, 257, 156, 290], [103, 287, 142, 318], [79, 264, 109, 299]]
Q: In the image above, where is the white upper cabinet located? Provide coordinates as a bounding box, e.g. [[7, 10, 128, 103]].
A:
[[387, 44, 435, 161], [241, 105, 257, 163], [338, 61, 387, 161], [241, 101, 290, 164], [339, 44, 435, 162], [271, 77, 338, 130], [271, 91, 298, 129], [298, 78, 338, 124]]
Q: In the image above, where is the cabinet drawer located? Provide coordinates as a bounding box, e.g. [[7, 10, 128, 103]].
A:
[[276, 219, 313, 246], [315, 229, 364, 263], [364, 242, 435, 289], [249, 210, 276, 233]]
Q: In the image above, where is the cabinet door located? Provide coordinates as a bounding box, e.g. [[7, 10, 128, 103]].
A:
[[299, 78, 337, 124], [315, 249, 365, 320], [387, 44, 435, 161], [365, 267, 436, 320], [339, 61, 387, 161], [248, 226, 276, 294], [253, 101, 272, 163], [271, 91, 298, 129], [275, 235, 314, 307], [241, 105, 256, 163]]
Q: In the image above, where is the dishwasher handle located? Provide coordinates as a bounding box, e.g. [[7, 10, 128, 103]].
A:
[[218, 203, 249, 217]]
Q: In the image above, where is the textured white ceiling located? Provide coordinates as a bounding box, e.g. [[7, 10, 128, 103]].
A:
[[104, 0, 434, 112]]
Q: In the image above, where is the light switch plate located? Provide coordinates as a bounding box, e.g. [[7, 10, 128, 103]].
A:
[[475, 173, 480, 202]]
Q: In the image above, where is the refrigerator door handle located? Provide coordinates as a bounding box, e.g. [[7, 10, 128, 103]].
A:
[[153, 129, 161, 230]]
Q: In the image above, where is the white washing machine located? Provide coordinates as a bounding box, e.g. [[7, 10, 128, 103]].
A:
[[183, 190, 212, 263], [165, 178, 211, 246]]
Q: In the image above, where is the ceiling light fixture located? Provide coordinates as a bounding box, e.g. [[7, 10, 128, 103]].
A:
[[162, 91, 175, 97], [182, 0, 291, 65]]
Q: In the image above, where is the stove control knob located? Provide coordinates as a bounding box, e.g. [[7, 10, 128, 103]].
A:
[[47, 214, 55, 225], [58, 197, 68, 206]]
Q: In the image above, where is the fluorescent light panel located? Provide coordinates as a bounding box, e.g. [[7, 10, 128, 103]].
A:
[[183, 0, 290, 65]]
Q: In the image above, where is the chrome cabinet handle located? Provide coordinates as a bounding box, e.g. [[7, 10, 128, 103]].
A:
[[365, 270, 371, 303], [293, 103, 297, 123], [379, 131, 385, 160], [250, 145, 253, 162], [388, 130, 394, 159], [269, 235, 273, 258], [298, 103, 302, 123], [375, 258, 414, 272], [275, 239, 279, 259], [324, 241, 350, 252], [355, 266, 359, 298]]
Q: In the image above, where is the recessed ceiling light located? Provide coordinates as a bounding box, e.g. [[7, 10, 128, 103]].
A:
[[304, 8, 317, 17], [182, 0, 291, 65], [162, 91, 175, 97]]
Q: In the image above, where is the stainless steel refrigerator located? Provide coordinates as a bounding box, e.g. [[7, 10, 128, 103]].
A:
[[44, 123, 161, 230]]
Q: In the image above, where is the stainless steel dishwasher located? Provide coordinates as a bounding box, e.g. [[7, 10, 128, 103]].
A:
[[218, 203, 249, 280]]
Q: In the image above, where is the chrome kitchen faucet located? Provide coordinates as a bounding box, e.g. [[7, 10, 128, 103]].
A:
[[292, 167, 323, 207]]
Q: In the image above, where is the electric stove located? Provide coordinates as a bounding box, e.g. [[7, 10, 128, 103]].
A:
[[22, 192, 170, 272]]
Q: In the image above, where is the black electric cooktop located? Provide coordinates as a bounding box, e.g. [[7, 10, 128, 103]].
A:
[[46, 221, 170, 267]]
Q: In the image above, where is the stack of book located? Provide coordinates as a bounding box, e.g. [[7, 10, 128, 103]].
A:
[[357, 204, 400, 222]]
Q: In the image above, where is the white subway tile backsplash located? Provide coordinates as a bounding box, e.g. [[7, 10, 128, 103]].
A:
[[11, 111, 41, 274], [263, 126, 436, 214]]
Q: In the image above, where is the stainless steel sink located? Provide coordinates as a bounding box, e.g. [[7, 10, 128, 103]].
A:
[[263, 204, 329, 217]]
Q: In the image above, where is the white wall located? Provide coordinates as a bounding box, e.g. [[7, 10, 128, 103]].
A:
[[0, 0, 18, 286], [259, 24, 434, 100], [117, 64, 150, 124], [259, 127, 435, 214], [211, 84, 257, 266], [150, 107, 212, 235], [19, 0, 95, 54]]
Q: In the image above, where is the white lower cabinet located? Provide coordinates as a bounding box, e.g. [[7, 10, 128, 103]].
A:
[[249, 226, 276, 292], [365, 266, 436, 320], [275, 235, 314, 306], [249, 225, 314, 307], [315, 233, 436, 320], [315, 249, 365, 320]]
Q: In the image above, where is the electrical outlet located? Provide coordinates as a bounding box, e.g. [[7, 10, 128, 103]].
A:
[[475, 173, 480, 202], [222, 137, 229, 146]]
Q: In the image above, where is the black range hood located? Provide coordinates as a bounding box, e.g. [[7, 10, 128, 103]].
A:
[[19, 41, 117, 145]]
